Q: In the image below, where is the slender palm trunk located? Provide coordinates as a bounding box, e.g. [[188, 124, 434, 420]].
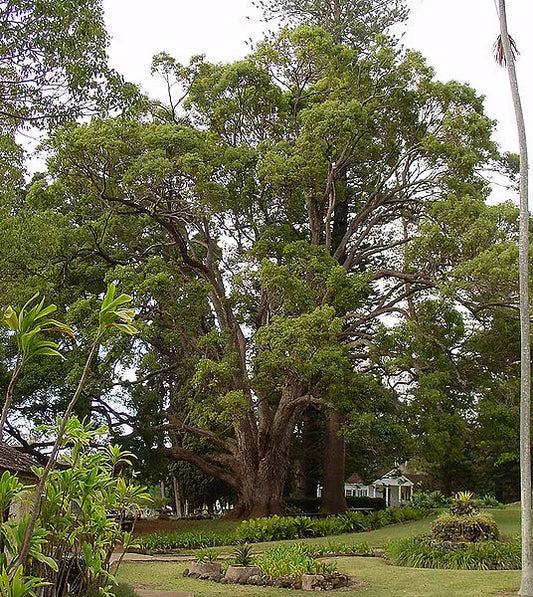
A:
[[497, 2, 531, 594]]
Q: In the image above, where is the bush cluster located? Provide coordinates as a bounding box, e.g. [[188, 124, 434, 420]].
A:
[[432, 513, 499, 543], [282, 496, 386, 514], [136, 506, 427, 551], [386, 536, 521, 570], [258, 544, 338, 578], [235, 506, 427, 543]]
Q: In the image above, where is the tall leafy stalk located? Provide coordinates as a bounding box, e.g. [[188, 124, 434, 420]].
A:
[[494, 1, 531, 594], [4, 285, 138, 579]]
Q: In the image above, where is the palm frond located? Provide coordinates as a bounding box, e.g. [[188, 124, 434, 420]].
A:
[[493, 34, 519, 66]]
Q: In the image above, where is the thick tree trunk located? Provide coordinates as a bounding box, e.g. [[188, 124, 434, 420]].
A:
[[299, 408, 322, 498], [170, 400, 307, 519], [321, 410, 347, 514]]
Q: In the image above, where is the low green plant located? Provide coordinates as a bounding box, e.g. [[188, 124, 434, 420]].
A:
[[432, 513, 499, 543], [449, 491, 477, 517], [411, 491, 450, 509], [234, 506, 428, 543], [258, 544, 337, 578], [386, 536, 521, 570], [232, 543, 255, 567], [195, 548, 218, 564]]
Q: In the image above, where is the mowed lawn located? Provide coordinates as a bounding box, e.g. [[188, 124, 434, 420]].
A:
[[117, 558, 520, 596], [118, 505, 524, 595]]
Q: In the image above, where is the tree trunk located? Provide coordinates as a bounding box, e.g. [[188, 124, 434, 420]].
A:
[[321, 410, 347, 514], [497, 2, 531, 595], [299, 408, 322, 498]]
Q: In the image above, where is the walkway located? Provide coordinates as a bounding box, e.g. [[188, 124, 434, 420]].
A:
[[135, 589, 194, 597]]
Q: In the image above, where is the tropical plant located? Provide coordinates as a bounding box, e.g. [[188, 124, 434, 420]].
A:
[[386, 536, 521, 570], [231, 544, 255, 567], [1, 419, 150, 597], [1, 294, 73, 440], [258, 543, 337, 578], [449, 491, 478, 517], [195, 548, 218, 564]]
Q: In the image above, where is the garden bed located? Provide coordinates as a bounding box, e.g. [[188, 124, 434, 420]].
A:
[[183, 563, 367, 591]]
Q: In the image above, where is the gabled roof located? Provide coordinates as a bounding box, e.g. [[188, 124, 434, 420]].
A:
[[372, 468, 414, 487], [404, 473, 428, 486], [0, 443, 40, 477], [345, 473, 365, 484]]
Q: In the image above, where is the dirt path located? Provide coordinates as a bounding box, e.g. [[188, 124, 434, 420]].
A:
[[135, 591, 193, 597], [111, 552, 196, 564]]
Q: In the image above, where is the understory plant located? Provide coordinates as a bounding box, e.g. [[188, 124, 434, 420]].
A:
[[386, 492, 509, 570], [258, 543, 337, 578], [386, 536, 521, 570], [234, 506, 427, 543], [1, 419, 150, 596], [1, 287, 144, 596], [231, 543, 255, 567]]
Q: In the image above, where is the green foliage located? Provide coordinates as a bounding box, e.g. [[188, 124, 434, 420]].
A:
[[431, 513, 499, 543], [411, 491, 450, 510], [231, 544, 255, 567], [257, 543, 337, 578], [449, 491, 478, 516], [195, 548, 219, 564], [386, 536, 521, 570], [97, 285, 138, 339], [234, 507, 428, 543], [3, 294, 72, 363], [0, 566, 49, 597], [0, 419, 150, 597]]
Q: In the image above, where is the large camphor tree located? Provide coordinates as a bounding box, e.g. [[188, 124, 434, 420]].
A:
[[20, 18, 500, 517]]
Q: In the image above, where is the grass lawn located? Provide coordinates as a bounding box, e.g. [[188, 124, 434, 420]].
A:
[[119, 506, 524, 595], [116, 558, 520, 596]]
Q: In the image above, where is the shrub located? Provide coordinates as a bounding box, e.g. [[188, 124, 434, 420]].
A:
[[235, 515, 299, 543], [234, 506, 428, 543], [195, 548, 218, 563], [432, 513, 499, 543], [0, 420, 150, 597], [309, 516, 346, 537], [337, 510, 366, 532], [411, 491, 450, 509], [232, 544, 255, 566], [346, 496, 386, 510], [282, 497, 320, 514], [386, 536, 521, 570], [258, 544, 337, 578]]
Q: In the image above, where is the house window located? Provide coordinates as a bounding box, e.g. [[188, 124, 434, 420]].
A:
[[345, 489, 353, 497]]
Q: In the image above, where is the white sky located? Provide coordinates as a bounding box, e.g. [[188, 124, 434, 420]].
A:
[[103, 0, 532, 179]]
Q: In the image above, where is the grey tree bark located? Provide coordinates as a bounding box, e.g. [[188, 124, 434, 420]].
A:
[[496, 2, 531, 594]]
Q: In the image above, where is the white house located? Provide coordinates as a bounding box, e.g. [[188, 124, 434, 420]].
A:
[[342, 469, 419, 506]]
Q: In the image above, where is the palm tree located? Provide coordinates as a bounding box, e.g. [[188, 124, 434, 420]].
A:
[[494, 2, 531, 594]]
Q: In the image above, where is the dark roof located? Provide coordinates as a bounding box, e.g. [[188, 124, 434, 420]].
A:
[[0, 443, 40, 477], [345, 473, 364, 484], [404, 473, 429, 485]]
